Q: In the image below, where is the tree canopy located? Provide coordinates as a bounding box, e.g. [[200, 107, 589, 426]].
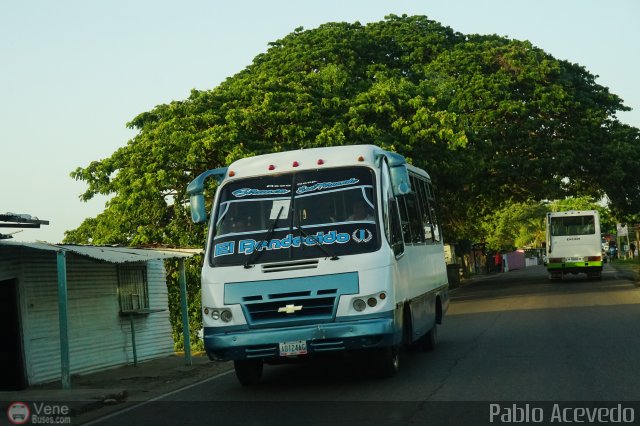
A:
[[65, 14, 639, 248], [64, 14, 640, 351]]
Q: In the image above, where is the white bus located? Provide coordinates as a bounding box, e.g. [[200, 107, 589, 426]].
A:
[[187, 145, 449, 385], [545, 210, 603, 280]]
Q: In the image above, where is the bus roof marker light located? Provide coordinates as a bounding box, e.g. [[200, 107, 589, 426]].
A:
[[228, 170, 236, 177], [292, 161, 300, 167], [317, 159, 324, 165], [268, 164, 276, 171], [357, 155, 365, 162]]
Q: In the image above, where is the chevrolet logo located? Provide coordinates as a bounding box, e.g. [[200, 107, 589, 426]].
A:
[[277, 304, 303, 314]]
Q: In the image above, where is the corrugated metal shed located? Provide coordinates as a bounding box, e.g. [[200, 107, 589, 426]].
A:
[[0, 241, 201, 389], [0, 241, 201, 263]]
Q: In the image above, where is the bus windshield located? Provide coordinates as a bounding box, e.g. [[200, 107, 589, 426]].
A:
[[209, 166, 379, 266], [550, 215, 596, 236]]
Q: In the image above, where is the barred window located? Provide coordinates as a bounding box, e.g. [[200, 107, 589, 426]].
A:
[[117, 264, 149, 312]]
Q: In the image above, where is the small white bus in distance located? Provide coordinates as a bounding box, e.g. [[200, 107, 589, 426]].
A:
[[187, 145, 449, 385], [545, 210, 603, 280]]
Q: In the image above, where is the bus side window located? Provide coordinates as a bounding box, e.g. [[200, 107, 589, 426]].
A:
[[381, 160, 393, 244], [426, 182, 441, 242], [404, 190, 424, 244], [415, 177, 434, 243], [389, 198, 404, 256], [398, 197, 413, 243]]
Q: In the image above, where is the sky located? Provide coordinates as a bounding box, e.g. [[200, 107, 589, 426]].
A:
[[1, 0, 638, 244]]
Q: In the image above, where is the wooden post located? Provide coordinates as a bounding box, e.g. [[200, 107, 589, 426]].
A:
[[56, 250, 71, 389], [130, 313, 138, 366], [178, 258, 192, 366]]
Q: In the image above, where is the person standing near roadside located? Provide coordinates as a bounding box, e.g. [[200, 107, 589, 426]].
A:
[[494, 251, 503, 273], [487, 251, 494, 273]]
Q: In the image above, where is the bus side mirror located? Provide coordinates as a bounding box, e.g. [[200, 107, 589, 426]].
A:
[[389, 166, 411, 196], [189, 194, 207, 224], [186, 168, 228, 224], [381, 151, 411, 196]]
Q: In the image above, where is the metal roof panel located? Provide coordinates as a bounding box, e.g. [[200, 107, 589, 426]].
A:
[[0, 241, 201, 263]]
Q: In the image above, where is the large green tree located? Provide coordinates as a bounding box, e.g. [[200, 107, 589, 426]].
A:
[[66, 15, 638, 246], [64, 15, 640, 348]]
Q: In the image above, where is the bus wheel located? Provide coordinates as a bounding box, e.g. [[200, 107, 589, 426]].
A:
[[373, 346, 400, 378], [424, 323, 438, 351], [588, 272, 602, 280], [414, 323, 438, 351], [234, 359, 263, 386]]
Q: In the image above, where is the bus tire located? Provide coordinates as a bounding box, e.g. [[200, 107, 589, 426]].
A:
[[414, 322, 438, 352], [234, 359, 263, 386], [424, 323, 438, 351], [373, 346, 400, 378], [548, 272, 562, 281]]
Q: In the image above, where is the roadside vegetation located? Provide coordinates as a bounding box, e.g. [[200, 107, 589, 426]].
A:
[[611, 257, 640, 272], [62, 15, 640, 351]]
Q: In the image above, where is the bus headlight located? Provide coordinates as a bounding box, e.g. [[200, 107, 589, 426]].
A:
[[220, 310, 233, 322], [353, 299, 366, 312], [205, 307, 234, 322]]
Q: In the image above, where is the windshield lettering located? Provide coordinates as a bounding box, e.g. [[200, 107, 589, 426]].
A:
[[215, 231, 351, 257], [210, 167, 379, 266], [232, 188, 291, 198], [296, 178, 359, 194]]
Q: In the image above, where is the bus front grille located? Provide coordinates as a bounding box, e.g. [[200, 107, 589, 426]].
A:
[[224, 272, 359, 328], [245, 296, 336, 325], [261, 259, 319, 273]]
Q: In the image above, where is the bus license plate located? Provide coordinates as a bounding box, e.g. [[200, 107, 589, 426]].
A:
[[566, 257, 582, 262], [279, 340, 307, 356]]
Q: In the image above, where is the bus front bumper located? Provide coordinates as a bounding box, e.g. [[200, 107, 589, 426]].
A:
[[203, 316, 399, 361]]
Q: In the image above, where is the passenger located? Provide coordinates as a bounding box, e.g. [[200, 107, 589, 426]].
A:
[[347, 200, 374, 221], [218, 203, 251, 234]]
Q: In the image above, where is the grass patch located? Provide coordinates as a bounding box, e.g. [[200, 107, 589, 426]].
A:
[[611, 258, 640, 272]]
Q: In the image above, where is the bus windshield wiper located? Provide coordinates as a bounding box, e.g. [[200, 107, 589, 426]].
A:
[[294, 221, 339, 261], [244, 206, 283, 269]]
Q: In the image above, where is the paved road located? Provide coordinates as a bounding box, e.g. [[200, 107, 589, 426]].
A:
[[87, 264, 640, 425]]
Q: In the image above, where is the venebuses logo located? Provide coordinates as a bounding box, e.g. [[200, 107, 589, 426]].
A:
[[6, 401, 72, 424], [6, 402, 30, 425]]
